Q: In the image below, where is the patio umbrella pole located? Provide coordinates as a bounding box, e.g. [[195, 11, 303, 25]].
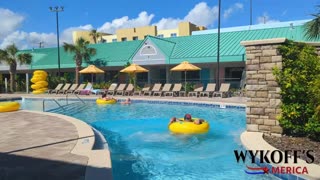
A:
[[185, 70, 187, 96], [134, 73, 136, 90], [91, 74, 93, 85]]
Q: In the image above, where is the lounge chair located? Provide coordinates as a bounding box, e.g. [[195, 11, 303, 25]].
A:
[[91, 89, 104, 95], [188, 84, 203, 97], [57, 83, 72, 94], [106, 83, 118, 96], [79, 83, 93, 95], [115, 84, 127, 96], [154, 83, 172, 96], [73, 84, 86, 94], [48, 83, 64, 94], [164, 83, 185, 97], [133, 84, 151, 96], [124, 84, 134, 96], [144, 83, 162, 96], [213, 83, 230, 98], [65, 84, 79, 94], [199, 83, 216, 97]]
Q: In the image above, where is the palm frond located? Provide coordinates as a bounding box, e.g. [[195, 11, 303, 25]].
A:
[[17, 53, 32, 65], [304, 17, 320, 40]]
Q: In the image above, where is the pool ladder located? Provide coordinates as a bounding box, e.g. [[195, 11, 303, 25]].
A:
[[42, 93, 85, 112]]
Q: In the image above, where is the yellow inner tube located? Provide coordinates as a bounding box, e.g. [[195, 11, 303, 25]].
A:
[[96, 98, 117, 104], [0, 102, 20, 112], [168, 118, 210, 134]]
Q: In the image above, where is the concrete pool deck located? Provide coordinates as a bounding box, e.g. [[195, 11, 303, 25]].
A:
[[0, 93, 245, 180], [0, 109, 112, 180]]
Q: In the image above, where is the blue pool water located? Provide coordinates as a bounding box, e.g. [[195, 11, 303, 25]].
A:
[[20, 99, 278, 180]]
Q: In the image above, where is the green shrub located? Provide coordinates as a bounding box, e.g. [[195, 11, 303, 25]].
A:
[[273, 41, 320, 140]]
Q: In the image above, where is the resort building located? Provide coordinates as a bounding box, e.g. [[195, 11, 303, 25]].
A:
[[0, 19, 313, 89], [72, 21, 206, 43]]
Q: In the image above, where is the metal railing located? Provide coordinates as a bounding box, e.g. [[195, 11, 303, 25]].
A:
[[42, 93, 85, 112], [65, 93, 85, 105], [43, 98, 65, 112]]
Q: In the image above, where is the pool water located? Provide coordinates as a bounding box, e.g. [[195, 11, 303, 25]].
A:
[[21, 99, 278, 180]]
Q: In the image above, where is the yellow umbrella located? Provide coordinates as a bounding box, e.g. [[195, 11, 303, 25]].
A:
[[170, 61, 201, 94], [79, 65, 105, 84], [120, 63, 149, 88]]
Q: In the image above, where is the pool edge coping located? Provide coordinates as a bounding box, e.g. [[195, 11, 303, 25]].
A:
[[21, 96, 246, 108], [240, 131, 320, 180], [21, 110, 113, 180]]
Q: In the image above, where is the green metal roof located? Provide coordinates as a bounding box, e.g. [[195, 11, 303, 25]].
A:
[[166, 25, 313, 64], [22, 24, 315, 70], [24, 40, 142, 69]]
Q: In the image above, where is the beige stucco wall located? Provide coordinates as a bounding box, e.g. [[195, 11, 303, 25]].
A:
[[178, 22, 207, 37], [102, 34, 117, 43], [72, 31, 110, 44], [116, 26, 157, 41], [158, 29, 179, 38], [73, 22, 207, 44], [73, 31, 94, 44]]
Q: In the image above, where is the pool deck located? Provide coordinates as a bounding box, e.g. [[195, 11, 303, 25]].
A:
[[0, 108, 112, 180], [0, 93, 245, 180]]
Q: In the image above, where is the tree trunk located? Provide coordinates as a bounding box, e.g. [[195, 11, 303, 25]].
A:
[[75, 66, 81, 84], [9, 64, 17, 92], [9, 71, 15, 92]]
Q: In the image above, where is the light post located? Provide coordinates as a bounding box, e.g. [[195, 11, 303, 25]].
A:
[[49, 6, 64, 76], [216, 0, 221, 90], [250, 0, 252, 25]]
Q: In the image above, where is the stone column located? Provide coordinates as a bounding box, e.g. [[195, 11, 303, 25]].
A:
[[241, 38, 286, 134]]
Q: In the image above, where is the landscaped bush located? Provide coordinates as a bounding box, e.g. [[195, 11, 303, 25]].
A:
[[273, 41, 320, 141]]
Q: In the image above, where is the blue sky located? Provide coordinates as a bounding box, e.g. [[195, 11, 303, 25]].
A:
[[0, 0, 319, 49]]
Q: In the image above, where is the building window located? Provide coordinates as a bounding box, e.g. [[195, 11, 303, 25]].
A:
[[140, 45, 157, 55], [100, 39, 106, 43], [225, 67, 244, 81], [157, 34, 164, 38], [121, 37, 127, 42], [133, 36, 138, 40], [183, 71, 200, 81], [170, 33, 177, 37], [112, 39, 117, 42]]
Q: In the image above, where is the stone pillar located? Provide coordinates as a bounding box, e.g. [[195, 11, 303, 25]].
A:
[[241, 38, 286, 134]]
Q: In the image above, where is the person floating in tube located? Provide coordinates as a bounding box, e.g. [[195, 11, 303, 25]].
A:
[[101, 93, 116, 101], [169, 114, 204, 125], [121, 98, 131, 105]]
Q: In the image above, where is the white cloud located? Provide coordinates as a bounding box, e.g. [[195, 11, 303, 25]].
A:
[[0, 8, 24, 39], [0, 24, 94, 50], [0, 31, 57, 49], [257, 13, 280, 24], [154, 2, 243, 30], [184, 2, 219, 27], [1, 2, 245, 49], [98, 11, 154, 33], [60, 24, 94, 43], [223, 3, 243, 19], [153, 18, 182, 30]]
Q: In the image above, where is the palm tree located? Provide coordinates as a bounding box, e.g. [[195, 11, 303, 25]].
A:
[[304, 5, 320, 40], [63, 38, 96, 84], [0, 44, 32, 92], [89, 29, 102, 44]]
